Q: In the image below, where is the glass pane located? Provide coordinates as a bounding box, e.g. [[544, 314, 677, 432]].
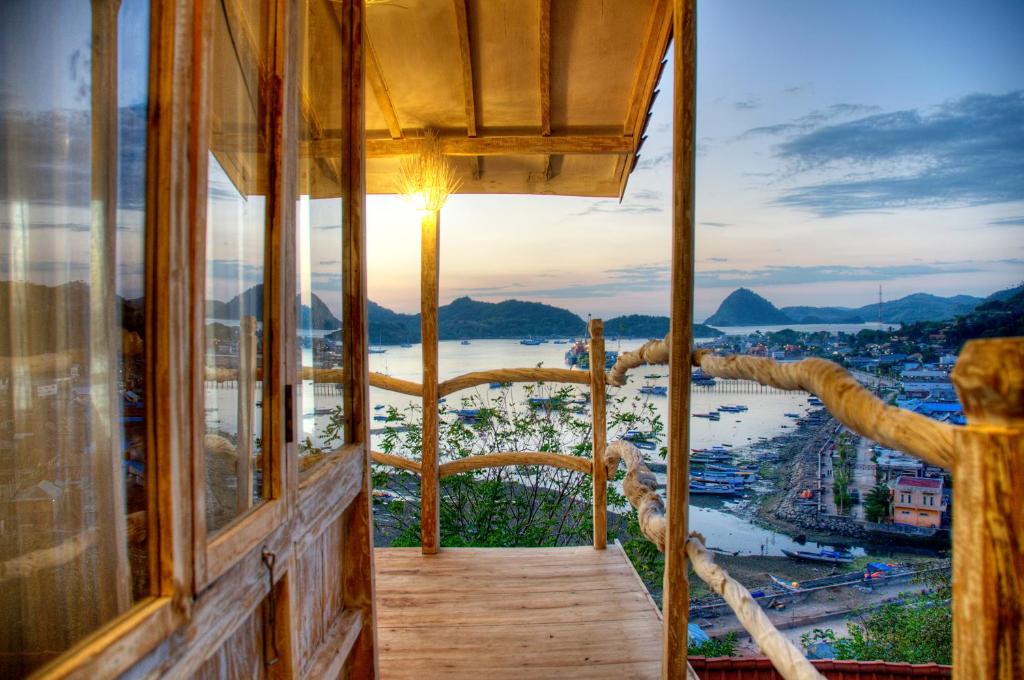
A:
[[0, 0, 151, 673], [204, 0, 272, 535], [296, 0, 346, 477]]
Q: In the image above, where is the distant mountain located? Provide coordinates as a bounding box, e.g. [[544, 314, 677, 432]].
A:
[[782, 293, 982, 324], [209, 284, 342, 330], [705, 288, 793, 326], [438, 297, 585, 339], [603, 314, 723, 339]]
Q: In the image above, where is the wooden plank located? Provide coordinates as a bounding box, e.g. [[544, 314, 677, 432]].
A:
[[236, 315, 257, 511], [663, 2, 697, 679], [622, 0, 672, 138], [589, 319, 608, 550], [538, 0, 551, 136], [362, 133, 633, 158], [303, 609, 363, 679], [365, 35, 403, 139], [452, 0, 477, 137], [375, 547, 662, 679], [339, 0, 379, 673], [949, 339, 1024, 680], [420, 210, 441, 554]]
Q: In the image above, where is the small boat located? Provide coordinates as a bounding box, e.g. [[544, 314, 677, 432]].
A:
[[528, 396, 562, 409], [692, 412, 718, 419], [489, 381, 512, 389], [691, 471, 750, 485], [781, 548, 854, 565], [632, 440, 657, 451], [784, 412, 800, 418], [520, 338, 543, 346], [624, 430, 656, 442], [644, 373, 663, 379], [372, 415, 389, 422], [461, 340, 471, 345], [400, 343, 412, 348], [369, 347, 387, 354], [769, 574, 802, 592], [553, 339, 568, 344], [452, 408, 481, 422], [639, 385, 667, 396], [689, 481, 738, 496], [374, 404, 385, 411], [718, 405, 748, 413]]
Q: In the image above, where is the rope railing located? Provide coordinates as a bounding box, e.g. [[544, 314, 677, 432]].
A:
[[605, 336, 955, 469], [605, 440, 826, 680]]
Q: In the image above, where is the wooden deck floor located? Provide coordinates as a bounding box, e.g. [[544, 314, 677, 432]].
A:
[[375, 544, 663, 679]]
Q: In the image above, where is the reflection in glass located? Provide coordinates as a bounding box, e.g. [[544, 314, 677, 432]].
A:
[[0, 0, 151, 673], [296, 0, 346, 477], [204, 0, 271, 534]]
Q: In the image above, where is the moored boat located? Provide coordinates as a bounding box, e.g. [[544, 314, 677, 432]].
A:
[[781, 548, 854, 565]]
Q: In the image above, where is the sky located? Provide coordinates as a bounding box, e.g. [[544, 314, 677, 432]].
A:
[[366, 0, 1024, 322]]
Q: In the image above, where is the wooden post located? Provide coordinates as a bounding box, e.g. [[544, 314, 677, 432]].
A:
[[420, 209, 441, 554], [589, 319, 607, 550], [950, 338, 1023, 680], [237, 314, 257, 509], [664, 1, 697, 678]]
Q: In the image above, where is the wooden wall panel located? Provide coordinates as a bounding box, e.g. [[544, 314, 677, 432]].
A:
[[295, 539, 326, 668], [193, 602, 267, 680]]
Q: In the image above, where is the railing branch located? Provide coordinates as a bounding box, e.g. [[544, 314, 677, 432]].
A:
[[440, 451, 591, 477], [438, 367, 589, 397], [371, 450, 422, 474], [687, 533, 826, 680]]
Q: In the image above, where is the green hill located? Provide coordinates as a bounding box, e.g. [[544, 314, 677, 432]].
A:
[[603, 314, 723, 339], [705, 288, 793, 326], [782, 292, 982, 324]]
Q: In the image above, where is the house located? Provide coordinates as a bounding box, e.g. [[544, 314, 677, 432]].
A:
[[892, 476, 946, 528]]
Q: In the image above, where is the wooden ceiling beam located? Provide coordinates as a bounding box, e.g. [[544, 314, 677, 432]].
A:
[[360, 134, 634, 158], [452, 0, 478, 137], [366, 36, 403, 139], [538, 0, 551, 136], [622, 0, 672, 138]]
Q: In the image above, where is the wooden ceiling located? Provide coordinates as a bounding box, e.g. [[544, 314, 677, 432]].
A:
[[363, 0, 671, 198]]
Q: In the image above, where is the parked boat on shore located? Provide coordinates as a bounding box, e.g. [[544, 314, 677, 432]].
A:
[[782, 548, 855, 565], [689, 481, 739, 496]]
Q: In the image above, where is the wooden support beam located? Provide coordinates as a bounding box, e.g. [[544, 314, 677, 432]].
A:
[[950, 338, 1024, 680], [236, 315, 257, 511], [363, 133, 633, 158], [623, 0, 672, 138], [420, 210, 441, 555], [589, 319, 608, 550], [452, 0, 477, 137], [663, 2, 697, 678], [365, 35, 403, 139], [538, 0, 551, 136]]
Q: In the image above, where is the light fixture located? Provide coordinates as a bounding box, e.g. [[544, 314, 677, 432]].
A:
[[396, 129, 462, 212]]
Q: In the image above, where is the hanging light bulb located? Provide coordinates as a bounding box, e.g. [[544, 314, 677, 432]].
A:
[[396, 129, 462, 212]]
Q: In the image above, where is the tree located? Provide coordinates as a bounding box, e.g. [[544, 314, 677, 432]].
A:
[[800, 573, 951, 665], [863, 482, 892, 522]]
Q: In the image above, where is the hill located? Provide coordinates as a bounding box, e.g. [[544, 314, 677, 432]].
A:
[[705, 288, 793, 326], [208, 284, 342, 330], [603, 314, 723, 339], [782, 292, 982, 324], [438, 297, 585, 339]]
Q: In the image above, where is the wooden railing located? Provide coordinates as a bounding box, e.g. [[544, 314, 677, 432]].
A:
[[353, 318, 609, 551], [606, 337, 1023, 680]]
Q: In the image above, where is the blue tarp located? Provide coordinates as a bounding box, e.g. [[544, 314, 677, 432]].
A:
[[687, 623, 710, 645], [866, 562, 892, 572]]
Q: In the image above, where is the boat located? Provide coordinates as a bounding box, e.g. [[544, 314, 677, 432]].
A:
[[644, 373, 663, 379], [689, 481, 738, 496], [769, 574, 802, 592], [692, 412, 719, 419], [528, 396, 562, 409], [372, 415, 389, 422], [624, 430, 656, 441], [400, 343, 412, 348], [639, 385, 667, 396], [374, 404, 385, 411], [461, 340, 471, 345], [784, 412, 800, 418], [520, 338, 543, 346], [718, 404, 748, 413], [553, 339, 568, 344], [632, 440, 657, 451], [452, 408, 481, 422], [575, 349, 619, 370], [781, 548, 855, 565], [691, 471, 750, 485], [369, 347, 387, 354], [489, 381, 512, 389]]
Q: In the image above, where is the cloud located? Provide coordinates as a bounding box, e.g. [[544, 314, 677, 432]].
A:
[[741, 103, 882, 139], [772, 91, 1024, 216], [988, 215, 1024, 227], [699, 221, 730, 228], [636, 151, 672, 170], [693, 260, 1011, 288], [734, 98, 761, 111], [574, 189, 665, 216], [208, 259, 264, 282]]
